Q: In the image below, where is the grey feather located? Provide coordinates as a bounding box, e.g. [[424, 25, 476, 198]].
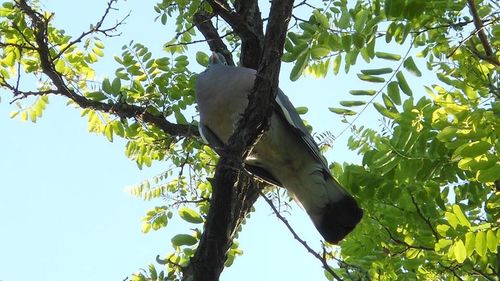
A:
[[195, 52, 362, 243]]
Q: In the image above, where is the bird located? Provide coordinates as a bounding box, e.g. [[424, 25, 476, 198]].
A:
[[195, 52, 363, 244]]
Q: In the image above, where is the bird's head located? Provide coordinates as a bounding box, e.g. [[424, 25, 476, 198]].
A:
[[313, 195, 363, 244], [208, 52, 228, 66]]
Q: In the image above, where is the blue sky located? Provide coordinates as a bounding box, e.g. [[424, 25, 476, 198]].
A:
[[0, 1, 423, 280]]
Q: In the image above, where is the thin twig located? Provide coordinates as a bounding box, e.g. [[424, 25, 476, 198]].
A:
[[409, 193, 439, 242], [260, 190, 344, 281], [53, 0, 129, 60], [164, 31, 234, 49]]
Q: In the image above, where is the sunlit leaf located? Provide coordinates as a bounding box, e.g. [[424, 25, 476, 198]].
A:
[[328, 107, 357, 115], [349, 90, 376, 96], [290, 50, 310, 81], [453, 240, 466, 263], [477, 165, 500, 183], [357, 74, 385, 83], [387, 81, 401, 105], [179, 207, 204, 224], [196, 51, 209, 67], [486, 230, 497, 252], [475, 231, 487, 257], [171, 234, 198, 247], [360, 68, 393, 75], [465, 232, 475, 256], [295, 106, 308, 114], [452, 204, 470, 228], [375, 51, 401, 61], [396, 71, 412, 96], [340, 100, 366, 107]]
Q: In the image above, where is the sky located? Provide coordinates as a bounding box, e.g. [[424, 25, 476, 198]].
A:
[[0, 1, 423, 281]]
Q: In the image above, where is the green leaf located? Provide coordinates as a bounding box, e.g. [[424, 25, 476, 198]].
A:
[[171, 234, 198, 247], [149, 264, 157, 280], [396, 71, 413, 96], [310, 46, 330, 59], [340, 100, 366, 107], [290, 50, 310, 81], [341, 35, 351, 52], [357, 74, 385, 83], [382, 93, 396, 110], [477, 165, 500, 183], [373, 102, 398, 119], [328, 107, 357, 115], [295, 106, 308, 114], [354, 10, 368, 32], [104, 124, 113, 142], [403, 56, 422, 77], [435, 238, 452, 251], [349, 90, 376, 96], [178, 207, 204, 224], [436, 126, 458, 142], [338, 11, 350, 29], [111, 77, 121, 95], [9, 111, 19, 119], [360, 68, 393, 75], [465, 232, 475, 256], [141, 222, 151, 233], [333, 54, 342, 75], [288, 32, 302, 45], [86, 91, 107, 102], [174, 110, 188, 124], [94, 40, 104, 49], [452, 204, 471, 228], [102, 78, 112, 94], [453, 240, 466, 263], [475, 231, 487, 257], [112, 121, 125, 137], [445, 212, 459, 229], [196, 51, 209, 67], [313, 10, 329, 28], [454, 141, 491, 158], [486, 230, 497, 252], [437, 224, 450, 237], [387, 81, 401, 105], [352, 33, 365, 49], [375, 51, 401, 61]]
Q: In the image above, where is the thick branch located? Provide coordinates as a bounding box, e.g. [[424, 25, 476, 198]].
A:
[[13, 0, 196, 138], [466, 0, 500, 66], [186, 1, 295, 280], [192, 11, 234, 66], [205, 0, 257, 43], [234, 0, 264, 68]]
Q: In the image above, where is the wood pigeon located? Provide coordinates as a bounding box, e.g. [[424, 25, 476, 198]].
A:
[[195, 52, 363, 244]]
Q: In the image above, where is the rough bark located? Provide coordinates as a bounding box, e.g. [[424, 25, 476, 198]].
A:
[[186, 1, 295, 280]]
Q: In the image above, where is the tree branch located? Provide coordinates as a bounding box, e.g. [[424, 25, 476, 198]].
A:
[[192, 11, 234, 66], [233, 0, 264, 68], [466, 0, 500, 66], [205, 0, 257, 44], [53, 0, 129, 60], [12, 0, 196, 139], [186, 1, 295, 280], [409, 193, 439, 243]]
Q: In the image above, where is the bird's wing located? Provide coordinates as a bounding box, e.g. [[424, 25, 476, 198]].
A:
[[198, 121, 224, 154], [274, 89, 330, 172]]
